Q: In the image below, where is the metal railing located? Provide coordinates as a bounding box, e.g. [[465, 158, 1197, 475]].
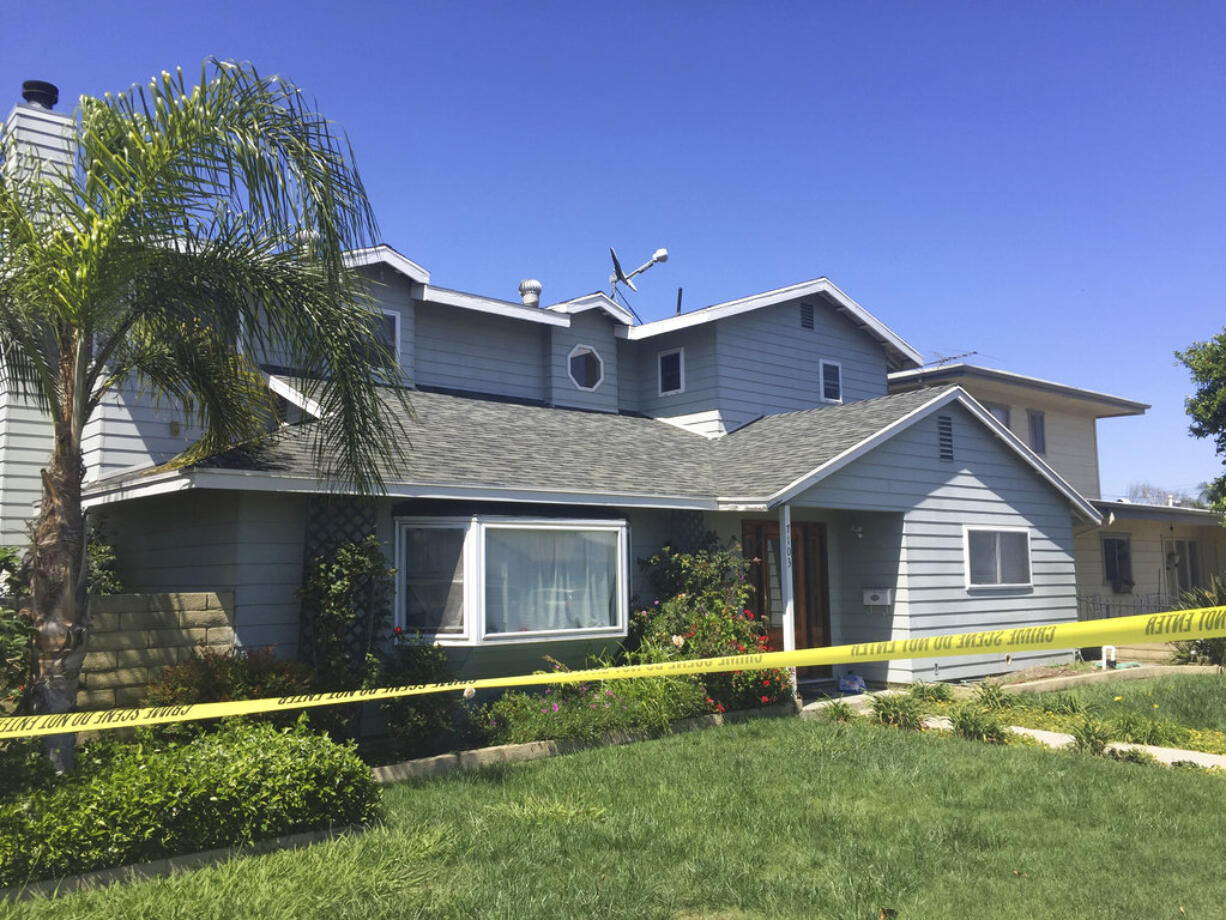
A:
[[1077, 593, 1178, 621]]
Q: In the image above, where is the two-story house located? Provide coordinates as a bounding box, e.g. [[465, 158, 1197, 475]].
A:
[[2, 85, 1115, 689], [69, 244, 1102, 687], [889, 364, 1226, 620]]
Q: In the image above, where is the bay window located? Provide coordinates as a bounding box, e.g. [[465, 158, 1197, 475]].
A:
[[395, 516, 627, 644]]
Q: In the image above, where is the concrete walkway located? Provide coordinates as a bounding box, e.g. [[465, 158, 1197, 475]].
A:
[[801, 695, 1226, 770]]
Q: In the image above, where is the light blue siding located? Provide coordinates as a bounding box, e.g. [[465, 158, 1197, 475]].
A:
[[797, 404, 1078, 681], [415, 302, 547, 401], [368, 271, 417, 385], [716, 295, 889, 432], [101, 491, 306, 656], [627, 325, 722, 433], [0, 387, 53, 543], [82, 383, 202, 481], [550, 311, 619, 412]]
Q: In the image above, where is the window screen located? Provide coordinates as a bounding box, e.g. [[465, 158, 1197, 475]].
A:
[[967, 530, 1030, 586]]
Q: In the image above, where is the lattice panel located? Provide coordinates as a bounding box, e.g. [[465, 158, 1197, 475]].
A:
[[665, 510, 709, 555]]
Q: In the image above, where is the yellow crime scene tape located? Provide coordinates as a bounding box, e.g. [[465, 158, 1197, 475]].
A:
[[2, 606, 1225, 740]]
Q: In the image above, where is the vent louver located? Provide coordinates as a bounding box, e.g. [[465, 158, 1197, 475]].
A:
[[938, 415, 954, 461], [800, 303, 814, 329]]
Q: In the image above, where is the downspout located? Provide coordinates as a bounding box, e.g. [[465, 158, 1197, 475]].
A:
[[778, 502, 797, 696]]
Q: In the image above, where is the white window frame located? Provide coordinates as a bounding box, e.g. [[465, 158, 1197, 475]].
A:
[[567, 344, 604, 391], [394, 515, 628, 646], [819, 359, 843, 404], [657, 347, 685, 396], [963, 525, 1033, 589]]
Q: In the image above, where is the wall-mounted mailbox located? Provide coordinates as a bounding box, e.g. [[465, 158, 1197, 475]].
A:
[[862, 588, 893, 606]]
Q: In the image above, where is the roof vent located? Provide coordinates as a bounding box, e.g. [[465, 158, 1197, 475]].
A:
[[21, 80, 58, 109], [518, 279, 542, 308], [937, 415, 954, 461]]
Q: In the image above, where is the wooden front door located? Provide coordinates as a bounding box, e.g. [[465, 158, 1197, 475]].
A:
[[742, 520, 831, 677]]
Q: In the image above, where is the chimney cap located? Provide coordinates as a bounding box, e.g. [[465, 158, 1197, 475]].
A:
[[21, 80, 59, 109]]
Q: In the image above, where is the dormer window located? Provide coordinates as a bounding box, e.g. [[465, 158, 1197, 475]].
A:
[[820, 360, 842, 403], [568, 344, 604, 390], [658, 347, 684, 396]]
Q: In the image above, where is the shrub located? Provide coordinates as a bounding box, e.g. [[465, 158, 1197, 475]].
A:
[[143, 646, 316, 737], [1174, 575, 1226, 665], [1070, 716, 1110, 755], [950, 704, 1007, 744], [0, 719, 379, 887], [367, 630, 458, 758], [632, 541, 791, 711], [1043, 691, 1088, 716], [909, 682, 953, 704], [869, 693, 924, 731], [1108, 711, 1185, 748], [822, 699, 855, 723], [481, 655, 710, 745], [299, 535, 395, 690], [973, 681, 1013, 711], [1107, 747, 1159, 767]]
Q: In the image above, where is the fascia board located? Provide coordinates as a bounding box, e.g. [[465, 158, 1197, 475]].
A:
[[621, 278, 923, 365], [546, 293, 635, 325], [344, 245, 430, 283], [267, 374, 324, 418], [888, 364, 1150, 417], [425, 286, 571, 326], [756, 388, 1102, 524], [87, 466, 717, 512]]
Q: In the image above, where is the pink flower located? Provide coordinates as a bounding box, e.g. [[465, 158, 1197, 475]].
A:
[[551, 702, 559, 713]]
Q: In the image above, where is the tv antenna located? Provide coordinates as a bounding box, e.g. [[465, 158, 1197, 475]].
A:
[[609, 246, 668, 300]]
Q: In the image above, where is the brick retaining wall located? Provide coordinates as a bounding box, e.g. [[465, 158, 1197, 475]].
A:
[[78, 593, 236, 710]]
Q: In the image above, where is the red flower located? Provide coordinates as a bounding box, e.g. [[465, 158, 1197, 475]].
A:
[[393, 626, 403, 635], [761, 695, 770, 703], [744, 609, 754, 619]]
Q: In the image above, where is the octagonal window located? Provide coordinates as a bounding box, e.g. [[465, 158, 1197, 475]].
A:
[[568, 345, 604, 390]]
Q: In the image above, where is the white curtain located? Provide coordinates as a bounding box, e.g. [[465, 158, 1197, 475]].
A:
[[485, 529, 617, 634]]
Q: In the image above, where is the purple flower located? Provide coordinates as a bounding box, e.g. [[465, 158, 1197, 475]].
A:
[[551, 702, 559, 713]]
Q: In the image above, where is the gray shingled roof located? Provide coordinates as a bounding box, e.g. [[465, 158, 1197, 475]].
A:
[[99, 385, 960, 506], [194, 388, 719, 500], [713, 387, 949, 498]]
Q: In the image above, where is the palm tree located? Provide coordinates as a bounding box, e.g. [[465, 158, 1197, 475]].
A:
[[0, 61, 408, 765]]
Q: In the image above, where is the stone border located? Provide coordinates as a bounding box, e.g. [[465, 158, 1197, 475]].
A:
[[1, 826, 349, 903], [372, 700, 801, 783]]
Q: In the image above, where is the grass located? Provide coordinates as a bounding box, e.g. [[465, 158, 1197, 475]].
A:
[[7, 717, 1226, 919], [1027, 673, 1226, 733]]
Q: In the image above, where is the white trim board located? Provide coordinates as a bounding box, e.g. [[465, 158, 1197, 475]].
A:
[[344, 244, 430, 284]]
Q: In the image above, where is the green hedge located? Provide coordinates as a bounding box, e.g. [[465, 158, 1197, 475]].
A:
[[0, 719, 380, 887]]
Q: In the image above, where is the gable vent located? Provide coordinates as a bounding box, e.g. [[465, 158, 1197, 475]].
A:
[[800, 303, 814, 329], [937, 415, 954, 461]]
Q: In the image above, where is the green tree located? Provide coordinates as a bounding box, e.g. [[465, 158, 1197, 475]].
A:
[[1176, 328, 1226, 512], [0, 61, 408, 766]]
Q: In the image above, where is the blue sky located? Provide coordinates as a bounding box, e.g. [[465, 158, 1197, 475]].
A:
[[3, 1, 1223, 499]]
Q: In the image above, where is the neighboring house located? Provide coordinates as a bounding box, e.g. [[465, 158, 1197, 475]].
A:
[[74, 245, 1101, 686], [889, 364, 1226, 620]]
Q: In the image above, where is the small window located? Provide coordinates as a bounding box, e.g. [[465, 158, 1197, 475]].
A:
[[820, 360, 842, 403], [568, 344, 604, 390], [1028, 410, 1046, 454], [800, 303, 815, 329], [1171, 539, 1203, 593], [401, 525, 466, 634], [983, 402, 1011, 428], [966, 528, 1031, 588], [937, 415, 954, 461], [363, 309, 400, 365], [1102, 534, 1133, 593], [658, 348, 684, 396]]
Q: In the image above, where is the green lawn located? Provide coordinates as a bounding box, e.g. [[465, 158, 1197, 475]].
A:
[[6, 717, 1225, 920], [1027, 672, 1226, 732]]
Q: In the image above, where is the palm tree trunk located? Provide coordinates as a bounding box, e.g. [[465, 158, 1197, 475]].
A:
[[29, 416, 87, 771]]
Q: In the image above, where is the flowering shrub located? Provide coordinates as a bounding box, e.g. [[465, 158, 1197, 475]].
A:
[[481, 654, 709, 745], [632, 540, 792, 710]]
